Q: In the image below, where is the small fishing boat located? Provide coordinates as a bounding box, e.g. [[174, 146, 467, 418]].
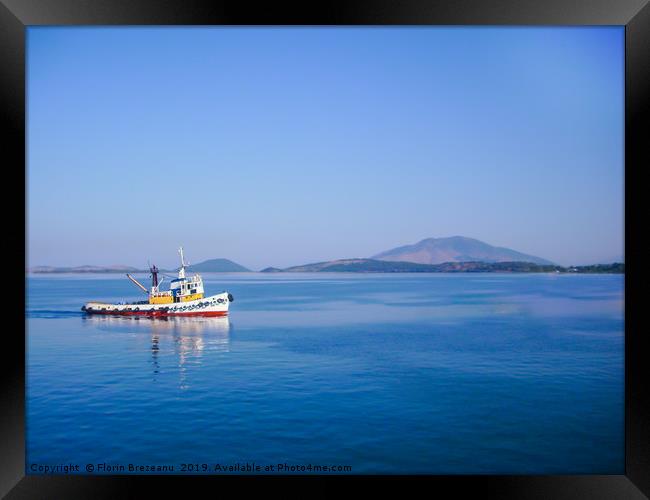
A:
[[81, 247, 233, 317]]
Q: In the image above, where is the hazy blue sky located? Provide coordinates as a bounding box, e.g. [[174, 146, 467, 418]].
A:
[[27, 27, 624, 269]]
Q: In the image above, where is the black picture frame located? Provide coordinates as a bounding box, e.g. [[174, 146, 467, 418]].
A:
[[3, 0, 648, 497]]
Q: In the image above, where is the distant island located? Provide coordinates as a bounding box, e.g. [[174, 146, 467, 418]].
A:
[[260, 235, 622, 273], [29, 236, 623, 274], [261, 259, 624, 274], [30, 258, 250, 274], [29, 265, 144, 274]]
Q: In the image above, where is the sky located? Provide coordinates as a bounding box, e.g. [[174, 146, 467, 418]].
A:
[[27, 27, 624, 270]]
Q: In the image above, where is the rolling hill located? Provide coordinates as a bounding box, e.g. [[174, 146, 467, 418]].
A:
[[186, 258, 250, 272]]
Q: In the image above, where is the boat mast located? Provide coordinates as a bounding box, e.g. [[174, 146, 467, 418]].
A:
[[150, 264, 159, 292], [178, 246, 186, 279]]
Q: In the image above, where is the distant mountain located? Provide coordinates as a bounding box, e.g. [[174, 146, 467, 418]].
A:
[[187, 258, 250, 272], [372, 236, 553, 265], [260, 259, 623, 274]]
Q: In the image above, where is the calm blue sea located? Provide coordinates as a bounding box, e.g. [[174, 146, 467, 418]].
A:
[[26, 273, 624, 474]]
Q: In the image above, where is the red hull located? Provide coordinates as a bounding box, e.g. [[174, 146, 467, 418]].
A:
[[84, 310, 228, 317]]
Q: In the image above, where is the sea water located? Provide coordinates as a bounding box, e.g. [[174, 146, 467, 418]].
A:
[[26, 273, 624, 474]]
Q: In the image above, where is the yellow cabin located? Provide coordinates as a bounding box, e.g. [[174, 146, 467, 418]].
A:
[[149, 292, 174, 304]]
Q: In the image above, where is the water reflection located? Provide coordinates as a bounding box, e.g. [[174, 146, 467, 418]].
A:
[[82, 315, 231, 388]]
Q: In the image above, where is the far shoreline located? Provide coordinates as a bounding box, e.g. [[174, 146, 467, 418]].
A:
[[27, 269, 625, 276]]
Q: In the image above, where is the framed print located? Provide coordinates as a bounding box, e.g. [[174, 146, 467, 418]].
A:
[[2, 0, 649, 497]]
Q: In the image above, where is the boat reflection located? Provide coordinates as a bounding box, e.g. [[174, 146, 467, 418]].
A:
[[83, 315, 231, 388]]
